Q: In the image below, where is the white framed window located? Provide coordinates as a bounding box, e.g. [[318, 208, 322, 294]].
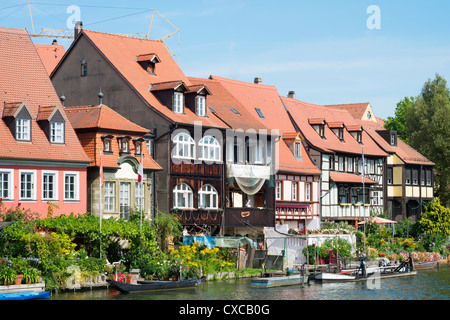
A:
[[104, 181, 115, 212], [275, 181, 282, 200], [16, 118, 31, 141], [196, 96, 206, 116], [135, 182, 144, 211], [0, 169, 14, 200], [42, 171, 58, 201], [292, 182, 298, 201], [19, 170, 36, 201], [174, 92, 184, 114], [173, 182, 193, 209], [64, 171, 79, 201], [120, 182, 131, 219], [371, 191, 380, 206], [294, 142, 301, 157], [199, 184, 218, 209], [198, 135, 221, 162], [172, 132, 195, 159], [50, 122, 64, 143], [305, 182, 311, 201]]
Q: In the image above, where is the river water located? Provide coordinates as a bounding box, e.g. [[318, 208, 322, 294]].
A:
[[52, 264, 449, 301]]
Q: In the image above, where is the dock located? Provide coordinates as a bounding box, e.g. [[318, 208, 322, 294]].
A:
[[251, 274, 308, 288]]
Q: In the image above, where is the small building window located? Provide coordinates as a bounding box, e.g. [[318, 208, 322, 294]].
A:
[[173, 182, 193, 209], [255, 108, 265, 119], [81, 59, 87, 76], [118, 137, 131, 154], [50, 121, 64, 143], [231, 108, 240, 116], [196, 96, 206, 117], [199, 135, 220, 162], [292, 181, 298, 201], [387, 167, 393, 185], [104, 139, 111, 152], [0, 170, 13, 200], [42, 171, 58, 201], [390, 132, 397, 146], [64, 172, 79, 201], [275, 181, 282, 200], [174, 92, 184, 114], [294, 142, 301, 157], [16, 118, 31, 141], [172, 132, 195, 160], [104, 181, 115, 212], [199, 184, 218, 209]]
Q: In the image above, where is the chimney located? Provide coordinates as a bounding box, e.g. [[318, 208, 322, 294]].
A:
[[74, 21, 83, 39], [254, 77, 262, 84], [52, 39, 58, 45], [288, 91, 296, 99]]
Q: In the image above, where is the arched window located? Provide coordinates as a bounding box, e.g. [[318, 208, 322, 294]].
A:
[[172, 132, 195, 159], [198, 184, 218, 209], [198, 135, 220, 161], [173, 182, 193, 209]]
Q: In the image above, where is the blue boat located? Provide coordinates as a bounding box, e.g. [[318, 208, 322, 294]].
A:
[[0, 291, 50, 300]]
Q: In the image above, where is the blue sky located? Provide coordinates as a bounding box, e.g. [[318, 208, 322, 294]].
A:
[[2, 0, 450, 119]]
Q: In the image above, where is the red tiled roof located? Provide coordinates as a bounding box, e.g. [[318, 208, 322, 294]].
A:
[[35, 43, 66, 75], [210, 75, 296, 134], [356, 117, 434, 165], [64, 104, 150, 133], [281, 96, 387, 157], [330, 171, 377, 184], [65, 104, 161, 170], [0, 27, 90, 164], [325, 102, 371, 120], [188, 77, 267, 132], [66, 30, 228, 129], [200, 76, 319, 175]]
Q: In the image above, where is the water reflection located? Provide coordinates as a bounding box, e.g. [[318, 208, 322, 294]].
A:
[[52, 264, 450, 300]]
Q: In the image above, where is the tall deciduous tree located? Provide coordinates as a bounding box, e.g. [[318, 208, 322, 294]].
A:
[[384, 96, 415, 144], [406, 74, 450, 206]]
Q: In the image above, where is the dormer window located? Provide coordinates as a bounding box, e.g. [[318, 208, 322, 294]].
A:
[[101, 134, 113, 153], [2, 102, 33, 142], [196, 96, 206, 116], [37, 106, 66, 144], [50, 121, 64, 143], [133, 138, 145, 155], [118, 136, 131, 154], [137, 53, 160, 75], [390, 132, 397, 146], [309, 118, 325, 139], [174, 92, 184, 114], [16, 118, 31, 141], [294, 142, 301, 157]]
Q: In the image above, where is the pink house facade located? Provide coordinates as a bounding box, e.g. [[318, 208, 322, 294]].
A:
[[0, 27, 91, 218], [0, 164, 87, 216]]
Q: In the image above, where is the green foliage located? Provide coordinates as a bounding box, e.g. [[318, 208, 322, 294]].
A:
[[153, 211, 182, 251], [384, 96, 415, 143], [407, 74, 450, 206], [416, 197, 450, 237]]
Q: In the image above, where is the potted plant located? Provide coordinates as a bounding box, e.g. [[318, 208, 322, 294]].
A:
[[0, 267, 17, 286], [23, 267, 39, 284]]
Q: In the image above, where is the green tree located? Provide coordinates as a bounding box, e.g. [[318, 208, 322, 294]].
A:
[[406, 74, 450, 206], [153, 211, 182, 251], [384, 96, 415, 143], [416, 198, 450, 237]]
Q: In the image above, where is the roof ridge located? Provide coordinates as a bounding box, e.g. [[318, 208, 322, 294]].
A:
[[83, 29, 162, 43], [210, 75, 278, 89]]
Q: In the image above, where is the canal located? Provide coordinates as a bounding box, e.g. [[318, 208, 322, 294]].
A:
[[52, 264, 450, 300]]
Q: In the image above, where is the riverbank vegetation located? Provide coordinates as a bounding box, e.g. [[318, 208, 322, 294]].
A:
[[0, 200, 238, 290]]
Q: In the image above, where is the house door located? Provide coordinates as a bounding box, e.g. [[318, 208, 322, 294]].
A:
[[120, 182, 131, 220]]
